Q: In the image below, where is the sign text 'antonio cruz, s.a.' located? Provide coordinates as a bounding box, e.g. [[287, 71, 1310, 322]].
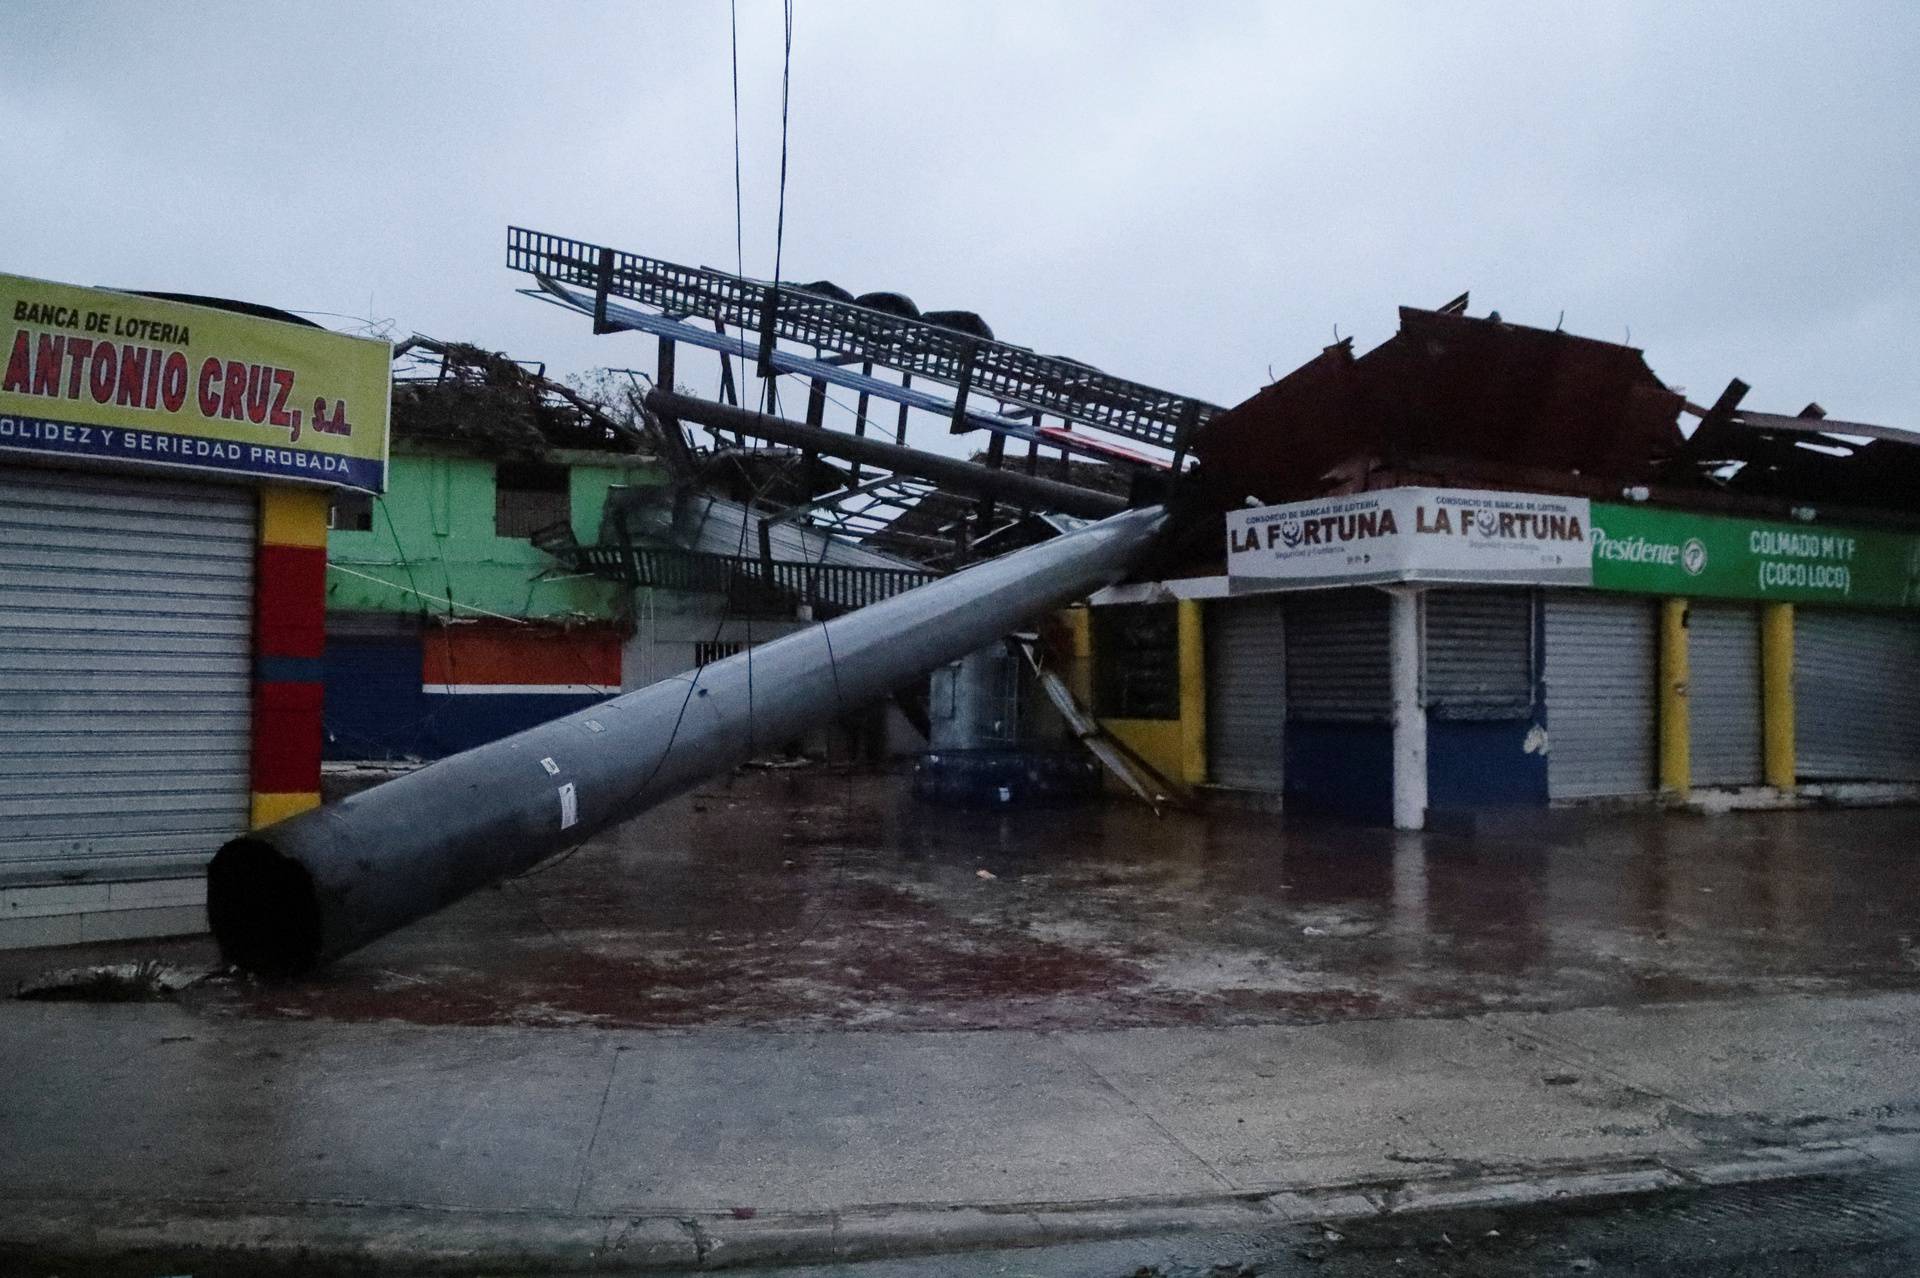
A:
[[0, 273, 391, 493], [1226, 487, 1594, 588]]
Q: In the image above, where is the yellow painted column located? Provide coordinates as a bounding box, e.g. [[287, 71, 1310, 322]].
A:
[[252, 790, 322, 827], [1177, 599, 1207, 787], [1762, 602, 1796, 789], [1054, 607, 1094, 706], [1659, 598, 1691, 797], [259, 485, 332, 547]]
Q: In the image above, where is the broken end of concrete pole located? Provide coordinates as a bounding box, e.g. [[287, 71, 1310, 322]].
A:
[[208, 834, 325, 978]]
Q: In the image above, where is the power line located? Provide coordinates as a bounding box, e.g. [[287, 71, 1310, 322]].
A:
[[728, 0, 746, 287], [760, 0, 795, 418], [773, 0, 794, 290]]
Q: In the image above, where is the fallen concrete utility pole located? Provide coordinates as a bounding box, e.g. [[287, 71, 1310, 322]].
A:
[[209, 504, 1168, 976], [646, 388, 1130, 521]]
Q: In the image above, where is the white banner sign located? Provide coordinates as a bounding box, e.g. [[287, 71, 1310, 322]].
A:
[[1227, 487, 1593, 587]]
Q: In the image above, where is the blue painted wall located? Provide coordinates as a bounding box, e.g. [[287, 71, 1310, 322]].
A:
[[325, 637, 610, 761], [1427, 592, 1550, 815], [416, 692, 610, 758], [1284, 721, 1395, 824], [323, 635, 430, 762], [1426, 716, 1548, 810]]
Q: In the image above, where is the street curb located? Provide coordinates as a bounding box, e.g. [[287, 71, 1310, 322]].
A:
[[4, 1134, 1916, 1273]]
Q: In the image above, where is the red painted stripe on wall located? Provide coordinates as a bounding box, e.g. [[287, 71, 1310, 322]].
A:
[[255, 543, 327, 659], [251, 679, 324, 793], [419, 623, 622, 689]]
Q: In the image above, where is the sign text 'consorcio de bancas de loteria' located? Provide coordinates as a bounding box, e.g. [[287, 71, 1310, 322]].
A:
[[0, 273, 390, 492], [1227, 486, 1920, 608], [1227, 488, 1593, 587]]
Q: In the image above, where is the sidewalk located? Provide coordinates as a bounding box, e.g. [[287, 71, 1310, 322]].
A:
[[3, 990, 1916, 1271]]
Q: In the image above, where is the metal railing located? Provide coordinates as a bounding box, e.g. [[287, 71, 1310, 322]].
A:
[[564, 543, 939, 613], [507, 227, 1214, 450]]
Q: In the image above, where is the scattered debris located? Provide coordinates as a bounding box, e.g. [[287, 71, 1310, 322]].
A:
[[14, 961, 206, 1003], [745, 756, 815, 771]]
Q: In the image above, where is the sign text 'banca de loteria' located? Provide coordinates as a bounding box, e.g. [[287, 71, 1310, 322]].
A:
[[0, 273, 390, 492]]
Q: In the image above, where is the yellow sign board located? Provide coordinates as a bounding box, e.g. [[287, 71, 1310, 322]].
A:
[[0, 273, 390, 492]]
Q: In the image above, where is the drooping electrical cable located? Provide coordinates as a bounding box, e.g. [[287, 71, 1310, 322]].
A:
[[536, 1, 812, 879], [517, 449, 761, 880], [728, 0, 758, 757]]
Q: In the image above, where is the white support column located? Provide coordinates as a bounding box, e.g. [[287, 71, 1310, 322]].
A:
[[1387, 585, 1427, 831]]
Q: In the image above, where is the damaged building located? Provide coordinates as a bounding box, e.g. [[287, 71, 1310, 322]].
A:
[[1092, 298, 1920, 827], [321, 338, 659, 759], [322, 336, 929, 762], [501, 229, 1920, 830]]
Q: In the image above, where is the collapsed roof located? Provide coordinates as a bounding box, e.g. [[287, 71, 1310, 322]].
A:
[[1191, 300, 1920, 524], [1667, 400, 1920, 517], [389, 336, 647, 458], [1193, 303, 1686, 507]]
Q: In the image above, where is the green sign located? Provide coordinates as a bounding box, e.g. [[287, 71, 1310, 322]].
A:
[[1590, 503, 1920, 608]]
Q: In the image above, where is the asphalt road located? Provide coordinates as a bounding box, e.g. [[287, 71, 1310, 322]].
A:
[[702, 1168, 1920, 1278]]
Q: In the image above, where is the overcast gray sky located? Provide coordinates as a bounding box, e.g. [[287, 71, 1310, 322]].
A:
[[5, 3, 1917, 429]]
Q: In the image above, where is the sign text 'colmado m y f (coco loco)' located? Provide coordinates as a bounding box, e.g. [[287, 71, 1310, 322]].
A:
[[0, 273, 391, 492], [1587, 502, 1920, 608]]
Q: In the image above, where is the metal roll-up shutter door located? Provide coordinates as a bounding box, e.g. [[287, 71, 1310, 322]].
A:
[[1286, 589, 1390, 721], [1206, 595, 1286, 790], [1426, 589, 1533, 720], [1544, 593, 1657, 798], [1689, 602, 1763, 787], [1794, 609, 1920, 781], [0, 465, 256, 884]]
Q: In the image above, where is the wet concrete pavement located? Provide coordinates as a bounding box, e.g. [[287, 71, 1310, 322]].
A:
[[2, 989, 1917, 1272], [64, 768, 1920, 1031], [612, 1166, 1920, 1278], [8, 774, 1920, 1271]]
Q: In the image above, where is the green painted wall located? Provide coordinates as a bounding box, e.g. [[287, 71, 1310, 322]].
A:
[[326, 447, 665, 621]]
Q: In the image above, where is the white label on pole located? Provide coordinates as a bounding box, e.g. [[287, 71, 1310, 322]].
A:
[[539, 757, 560, 776], [558, 782, 578, 829]]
